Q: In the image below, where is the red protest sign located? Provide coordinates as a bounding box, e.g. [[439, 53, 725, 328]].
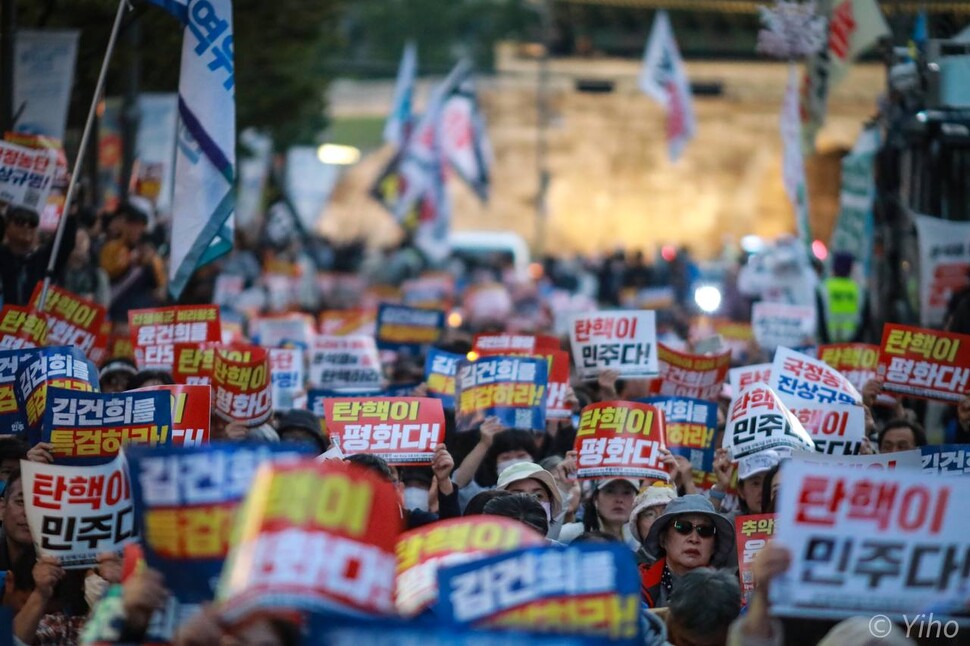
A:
[[29, 284, 107, 360], [325, 397, 445, 465], [540, 350, 572, 420], [819, 343, 895, 407], [218, 459, 402, 619], [574, 401, 668, 480], [0, 305, 48, 349], [472, 334, 561, 356], [735, 513, 776, 606], [135, 384, 211, 447], [658, 344, 731, 401], [129, 305, 220, 371], [877, 324, 970, 403], [212, 345, 272, 426]]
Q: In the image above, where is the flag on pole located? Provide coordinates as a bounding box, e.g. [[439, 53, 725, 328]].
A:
[[441, 74, 492, 202], [782, 64, 812, 251], [638, 10, 696, 162], [147, 0, 236, 299], [383, 42, 417, 147]]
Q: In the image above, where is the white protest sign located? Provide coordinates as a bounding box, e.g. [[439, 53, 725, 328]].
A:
[[788, 402, 865, 455], [0, 140, 58, 212], [752, 302, 816, 351], [723, 384, 814, 459], [729, 363, 772, 391], [769, 346, 862, 408], [269, 347, 304, 411], [569, 310, 658, 380], [915, 215, 970, 328], [789, 449, 922, 471], [308, 336, 383, 391]]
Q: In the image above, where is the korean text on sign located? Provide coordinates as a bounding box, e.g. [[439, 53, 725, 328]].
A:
[[133, 384, 210, 447], [309, 335, 383, 391], [877, 324, 970, 403], [769, 346, 861, 407], [455, 356, 548, 432], [212, 346, 272, 427], [729, 363, 772, 392], [375, 304, 444, 352], [269, 347, 305, 411], [173, 341, 220, 385], [0, 139, 58, 211], [788, 402, 865, 456], [657, 344, 731, 401], [28, 284, 107, 357], [17, 346, 98, 435], [325, 398, 445, 466], [772, 461, 970, 618], [643, 396, 718, 488], [724, 385, 814, 459], [735, 514, 776, 606], [789, 448, 922, 472], [424, 348, 460, 409], [569, 311, 658, 380], [574, 401, 668, 480], [129, 305, 220, 371], [0, 347, 43, 436], [920, 445, 970, 477], [819, 343, 895, 407], [22, 453, 136, 568], [0, 305, 48, 350]]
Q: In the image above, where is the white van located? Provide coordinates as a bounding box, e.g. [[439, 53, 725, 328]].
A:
[[449, 231, 531, 281]]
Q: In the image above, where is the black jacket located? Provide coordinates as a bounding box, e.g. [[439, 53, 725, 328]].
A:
[[0, 216, 76, 306]]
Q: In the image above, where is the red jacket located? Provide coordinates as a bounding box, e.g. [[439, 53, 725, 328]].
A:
[[639, 556, 666, 608]]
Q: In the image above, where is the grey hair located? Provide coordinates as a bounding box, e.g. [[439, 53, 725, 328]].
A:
[[667, 568, 741, 638]]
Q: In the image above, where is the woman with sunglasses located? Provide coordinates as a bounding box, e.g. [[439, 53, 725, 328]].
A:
[[638, 494, 736, 608]]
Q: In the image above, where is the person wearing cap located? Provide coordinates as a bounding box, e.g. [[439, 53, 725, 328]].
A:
[[0, 205, 76, 306], [639, 494, 736, 608], [629, 483, 678, 566], [710, 448, 781, 521], [99, 358, 139, 393], [495, 461, 564, 540], [276, 409, 328, 455], [559, 477, 640, 548]]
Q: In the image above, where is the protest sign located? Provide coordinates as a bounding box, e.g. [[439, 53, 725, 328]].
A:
[[402, 273, 456, 310], [16, 346, 98, 436], [269, 347, 305, 411], [569, 311, 658, 380], [574, 401, 668, 480], [788, 402, 865, 455], [395, 516, 546, 617], [127, 442, 313, 602], [129, 305, 221, 371], [0, 305, 48, 349], [455, 356, 548, 432], [657, 344, 730, 401], [28, 284, 107, 359], [319, 309, 376, 337], [463, 284, 513, 326], [253, 314, 315, 349], [0, 347, 45, 435], [133, 384, 210, 447], [0, 138, 58, 211], [306, 384, 418, 418], [542, 350, 572, 420], [309, 336, 383, 391], [424, 348, 461, 409], [643, 396, 718, 489], [915, 215, 970, 328], [375, 304, 445, 353], [212, 346, 272, 426], [712, 319, 754, 361], [728, 363, 771, 392], [877, 324, 970, 403], [472, 334, 560, 357], [42, 387, 172, 463], [735, 514, 776, 606], [435, 542, 642, 644], [172, 341, 221, 385], [920, 445, 970, 476], [818, 343, 895, 407], [769, 346, 861, 407], [325, 397, 444, 465], [311, 618, 604, 646], [724, 385, 814, 459], [22, 453, 136, 568], [751, 302, 816, 351], [772, 461, 970, 619], [789, 448, 922, 471], [217, 459, 403, 619], [4, 132, 69, 232]]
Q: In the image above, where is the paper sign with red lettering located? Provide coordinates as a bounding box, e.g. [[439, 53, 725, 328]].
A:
[[569, 311, 658, 380], [643, 396, 718, 490], [877, 324, 970, 403], [724, 385, 814, 459], [22, 453, 136, 568], [789, 449, 922, 471], [657, 344, 731, 401], [769, 346, 861, 407], [171, 341, 222, 385], [818, 343, 895, 407], [788, 402, 864, 455], [212, 346, 272, 427], [269, 348, 305, 411], [28, 284, 107, 359], [133, 384, 210, 447], [129, 305, 221, 371], [473, 334, 560, 356], [395, 516, 546, 617], [541, 350, 572, 420], [729, 363, 772, 392], [324, 398, 444, 465], [735, 514, 776, 606], [253, 314, 315, 349], [574, 401, 668, 480], [772, 461, 970, 618], [319, 310, 376, 337], [0, 138, 58, 211], [0, 305, 48, 349], [915, 215, 970, 328], [309, 336, 383, 391], [217, 459, 403, 620], [16, 346, 98, 438], [751, 302, 816, 351]]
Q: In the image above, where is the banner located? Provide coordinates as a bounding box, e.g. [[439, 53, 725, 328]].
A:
[[728, 363, 772, 392], [772, 461, 969, 619], [319, 310, 376, 337], [402, 273, 455, 310], [133, 93, 179, 215], [657, 344, 730, 401], [920, 445, 970, 476], [789, 448, 921, 471], [134, 384, 210, 447], [735, 514, 776, 606], [638, 10, 695, 162], [788, 402, 865, 455], [0, 139, 58, 212], [127, 442, 313, 602], [254, 314, 314, 349], [16, 346, 98, 436], [172, 341, 220, 385], [212, 346, 272, 426], [22, 453, 135, 569], [751, 302, 816, 351], [574, 401, 667, 480], [269, 348, 304, 411], [769, 346, 861, 407], [12, 30, 79, 141], [915, 215, 970, 328], [723, 385, 814, 459], [643, 396, 718, 489], [129, 305, 221, 371], [235, 128, 272, 232], [455, 356, 548, 432], [28, 284, 107, 360], [395, 517, 545, 617], [324, 397, 445, 465], [375, 304, 445, 353], [217, 459, 403, 619], [829, 127, 878, 282], [424, 348, 461, 409], [877, 324, 970, 403], [569, 311, 658, 380], [435, 542, 642, 644], [309, 336, 383, 391], [0, 305, 48, 349], [41, 387, 172, 463], [781, 64, 812, 248], [472, 334, 560, 357]]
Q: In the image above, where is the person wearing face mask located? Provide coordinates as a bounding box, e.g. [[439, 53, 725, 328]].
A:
[[494, 462, 564, 540], [559, 478, 641, 548]]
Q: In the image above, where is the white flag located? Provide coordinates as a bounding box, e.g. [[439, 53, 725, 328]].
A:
[[781, 64, 811, 249], [638, 11, 696, 162], [383, 42, 418, 147], [441, 74, 492, 202]]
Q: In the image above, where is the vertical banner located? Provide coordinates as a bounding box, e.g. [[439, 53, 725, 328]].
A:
[[781, 64, 811, 249], [735, 513, 776, 606], [829, 127, 878, 282], [569, 311, 658, 380], [212, 346, 272, 426], [914, 215, 970, 329], [877, 324, 970, 403], [129, 305, 221, 371], [98, 97, 123, 212], [309, 336, 383, 391], [134, 93, 179, 215], [12, 30, 79, 141], [16, 347, 98, 438], [375, 304, 445, 353], [723, 385, 814, 459], [455, 356, 548, 432], [574, 401, 668, 480], [29, 284, 107, 360], [424, 348, 461, 409], [324, 398, 445, 465], [657, 345, 731, 401], [22, 453, 136, 568], [643, 396, 718, 489], [0, 305, 48, 349]]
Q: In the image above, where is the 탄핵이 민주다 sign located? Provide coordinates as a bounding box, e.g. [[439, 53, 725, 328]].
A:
[[569, 311, 658, 380], [324, 397, 445, 465], [574, 401, 668, 480], [787, 401, 865, 456], [723, 385, 814, 459]]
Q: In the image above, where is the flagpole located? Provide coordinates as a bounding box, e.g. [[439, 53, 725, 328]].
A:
[[37, 0, 130, 311]]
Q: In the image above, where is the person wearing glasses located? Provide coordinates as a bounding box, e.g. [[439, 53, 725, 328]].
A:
[[0, 206, 76, 306], [638, 494, 736, 608]]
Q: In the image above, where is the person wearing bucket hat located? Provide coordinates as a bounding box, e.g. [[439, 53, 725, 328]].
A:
[[710, 448, 782, 521], [639, 494, 736, 608], [559, 477, 640, 548], [495, 461, 563, 540], [629, 483, 678, 566]]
